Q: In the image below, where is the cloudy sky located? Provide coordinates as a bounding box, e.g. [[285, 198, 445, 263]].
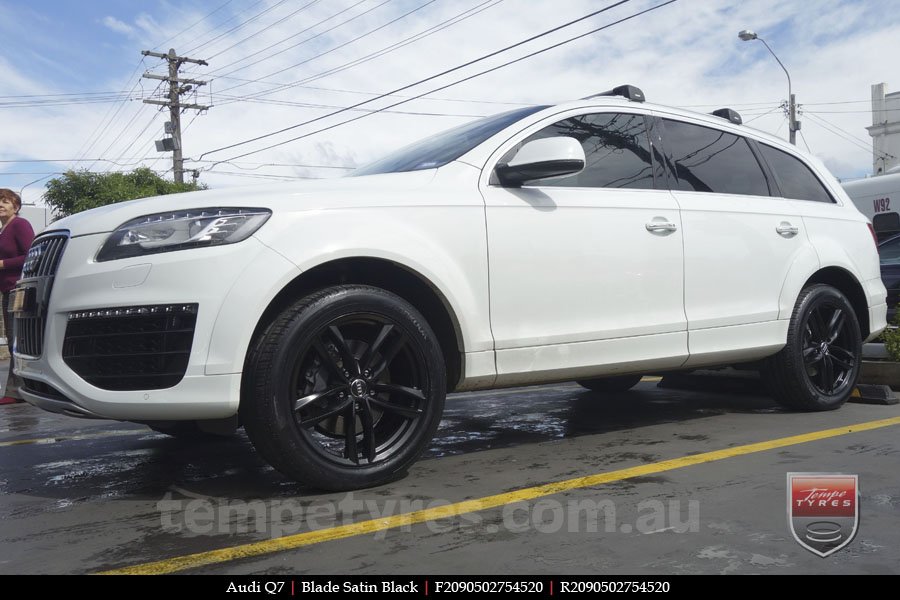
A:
[[1, 0, 898, 204]]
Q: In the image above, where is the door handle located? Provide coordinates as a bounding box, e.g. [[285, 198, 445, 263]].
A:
[[646, 222, 677, 232], [776, 223, 799, 236]]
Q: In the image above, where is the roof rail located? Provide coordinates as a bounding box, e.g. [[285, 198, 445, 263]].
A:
[[711, 108, 742, 125], [584, 84, 645, 103]]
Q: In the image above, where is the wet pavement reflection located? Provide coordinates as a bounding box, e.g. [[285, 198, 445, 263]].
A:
[[0, 375, 777, 504]]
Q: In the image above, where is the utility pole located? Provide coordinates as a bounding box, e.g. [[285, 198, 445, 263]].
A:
[[788, 93, 799, 146], [141, 48, 209, 183]]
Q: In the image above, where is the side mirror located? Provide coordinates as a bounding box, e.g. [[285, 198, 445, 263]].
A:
[[494, 137, 585, 187]]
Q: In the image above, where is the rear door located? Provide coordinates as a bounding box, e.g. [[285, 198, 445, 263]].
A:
[[656, 117, 807, 364]]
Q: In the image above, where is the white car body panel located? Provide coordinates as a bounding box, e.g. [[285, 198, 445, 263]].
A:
[[13, 96, 886, 422]]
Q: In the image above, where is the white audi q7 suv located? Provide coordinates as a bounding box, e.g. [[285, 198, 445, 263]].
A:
[[11, 85, 887, 490]]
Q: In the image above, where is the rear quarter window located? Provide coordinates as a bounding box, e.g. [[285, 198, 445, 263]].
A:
[[758, 143, 835, 203]]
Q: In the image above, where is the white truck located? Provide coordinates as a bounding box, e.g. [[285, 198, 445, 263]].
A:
[[842, 170, 900, 241]]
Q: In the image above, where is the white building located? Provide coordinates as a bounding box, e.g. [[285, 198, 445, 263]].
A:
[[868, 83, 900, 175], [18, 204, 50, 234]]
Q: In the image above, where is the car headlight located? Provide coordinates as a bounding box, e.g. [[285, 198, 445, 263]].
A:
[[96, 207, 272, 262]]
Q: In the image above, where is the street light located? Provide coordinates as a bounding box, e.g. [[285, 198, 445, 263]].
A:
[[738, 29, 799, 145]]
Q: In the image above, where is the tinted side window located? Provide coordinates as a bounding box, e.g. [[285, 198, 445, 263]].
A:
[[662, 119, 769, 196], [518, 113, 654, 189], [758, 144, 834, 203]]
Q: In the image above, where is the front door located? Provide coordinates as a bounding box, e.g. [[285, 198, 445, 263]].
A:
[[480, 111, 688, 384]]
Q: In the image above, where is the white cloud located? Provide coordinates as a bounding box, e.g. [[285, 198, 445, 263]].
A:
[[102, 16, 136, 37]]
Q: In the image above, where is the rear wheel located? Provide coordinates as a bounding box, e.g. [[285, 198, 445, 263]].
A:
[[241, 285, 446, 491], [577, 374, 643, 393], [763, 284, 861, 411]]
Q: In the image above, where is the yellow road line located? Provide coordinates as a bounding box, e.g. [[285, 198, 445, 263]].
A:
[[98, 414, 900, 575], [0, 429, 148, 448]]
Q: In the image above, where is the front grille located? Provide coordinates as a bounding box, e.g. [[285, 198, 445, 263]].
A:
[[13, 231, 70, 358], [22, 232, 68, 278], [15, 317, 44, 357], [62, 304, 198, 391]]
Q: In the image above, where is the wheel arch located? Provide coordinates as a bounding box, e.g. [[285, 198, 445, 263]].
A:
[[801, 267, 870, 339], [243, 257, 465, 394]]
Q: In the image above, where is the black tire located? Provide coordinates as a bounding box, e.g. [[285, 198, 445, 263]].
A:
[[577, 374, 643, 393], [762, 284, 861, 411], [241, 285, 446, 491]]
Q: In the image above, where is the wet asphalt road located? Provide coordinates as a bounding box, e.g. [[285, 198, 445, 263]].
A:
[[2, 365, 899, 575]]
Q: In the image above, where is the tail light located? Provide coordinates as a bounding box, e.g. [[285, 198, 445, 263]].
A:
[[868, 223, 878, 246]]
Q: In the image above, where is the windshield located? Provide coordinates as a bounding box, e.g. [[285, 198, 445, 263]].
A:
[[353, 105, 548, 176]]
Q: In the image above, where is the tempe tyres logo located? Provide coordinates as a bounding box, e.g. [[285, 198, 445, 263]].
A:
[[787, 473, 859, 557]]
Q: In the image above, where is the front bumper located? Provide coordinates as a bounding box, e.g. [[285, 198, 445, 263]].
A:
[[13, 231, 288, 421]]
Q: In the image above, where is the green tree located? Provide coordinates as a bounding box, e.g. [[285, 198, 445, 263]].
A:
[[43, 168, 206, 217]]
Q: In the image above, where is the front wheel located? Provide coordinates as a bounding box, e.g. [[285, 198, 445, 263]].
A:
[[762, 284, 861, 411], [241, 285, 446, 490]]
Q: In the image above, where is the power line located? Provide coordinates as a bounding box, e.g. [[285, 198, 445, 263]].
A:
[[108, 110, 167, 171], [742, 104, 784, 125], [88, 103, 156, 172], [173, 0, 268, 55], [202, 0, 680, 167], [73, 58, 158, 169], [202, 0, 372, 77], [805, 111, 895, 159], [803, 99, 871, 106], [152, 0, 237, 51], [679, 100, 782, 108], [803, 112, 884, 159], [0, 171, 66, 176], [804, 108, 900, 114], [0, 90, 133, 99], [202, 160, 353, 170], [798, 129, 812, 153], [211, 0, 427, 92], [213, 0, 500, 102], [0, 96, 141, 109], [84, 79, 165, 172], [184, 0, 291, 56], [0, 158, 155, 165], [207, 170, 315, 180], [0, 157, 355, 170], [205, 0, 323, 60], [214, 93, 486, 117], [209, 77, 534, 106], [198, 0, 638, 161]]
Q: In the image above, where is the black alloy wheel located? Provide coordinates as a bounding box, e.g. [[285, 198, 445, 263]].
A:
[[763, 284, 861, 411], [242, 285, 445, 490], [291, 314, 429, 467], [800, 300, 857, 396]]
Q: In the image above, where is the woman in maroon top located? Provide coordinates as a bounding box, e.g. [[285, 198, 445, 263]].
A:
[[0, 189, 35, 404]]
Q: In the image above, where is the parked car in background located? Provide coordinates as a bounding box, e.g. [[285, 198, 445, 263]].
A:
[[10, 85, 887, 491], [877, 232, 900, 322]]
